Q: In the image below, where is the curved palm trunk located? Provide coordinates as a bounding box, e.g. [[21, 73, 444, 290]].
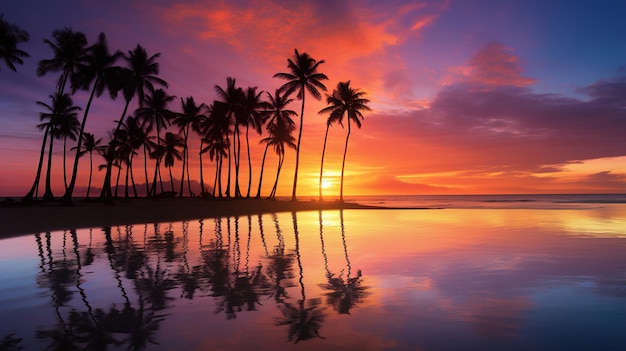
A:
[[255, 144, 270, 198], [100, 98, 131, 203], [226, 141, 232, 197], [24, 124, 51, 202], [129, 154, 138, 198], [291, 92, 305, 201], [245, 125, 253, 198], [114, 164, 122, 198], [270, 152, 285, 199], [43, 132, 56, 201], [339, 117, 351, 203], [62, 77, 99, 204], [124, 159, 130, 199], [150, 121, 162, 197], [318, 124, 331, 201], [169, 167, 174, 192], [214, 156, 221, 198]]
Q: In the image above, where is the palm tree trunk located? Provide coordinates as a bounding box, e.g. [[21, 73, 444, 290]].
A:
[[63, 137, 68, 190], [150, 121, 162, 197], [129, 154, 138, 198], [124, 160, 130, 199], [62, 77, 99, 204], [255, 144, 270, 198], [339, 117, 351, 203], [291, 92, 305, 201], [143, 144, 150, 197], [245, 125, 252, 198], [318, 124, 331, 201], [234, 125, 242, 198], [226, 140, 232, 197], [169, 167, 174, 192], [214, 156, 220, 198], [185, 126, 193, 196], [199, 141, 205, 194], [115, 164, 122, 198], [43, 132, 56, 201], [179, 127, 188, 197], [86, 152, 93, 199], [24, 124, 51, 202], [270, 152, 284, 199]]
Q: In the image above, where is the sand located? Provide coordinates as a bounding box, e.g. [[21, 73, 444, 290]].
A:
[[0, 198, 380, 239]]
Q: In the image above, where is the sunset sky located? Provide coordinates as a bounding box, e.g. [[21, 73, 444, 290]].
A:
[[1, 0, 625, 197]]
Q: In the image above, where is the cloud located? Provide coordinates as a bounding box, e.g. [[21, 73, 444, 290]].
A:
[[442, 42, 535, 87]]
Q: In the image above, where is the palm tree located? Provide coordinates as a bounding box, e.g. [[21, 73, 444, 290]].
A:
[[274, 49, 328, 201], [71, 132, 103, 199], [238, 86, 267, 197], [173, 96, 208, 197], [214, 77, 243, 197], [202, 101, 231, 197], [0, 14, 30, 73], [136, 87, 176, 196], [263, 116, 297, 199], [161, 132, 184, 192], [36, 93, 81, 201], [62, 32, 123, 204], [119, 116, 149, 197], [100, 44, 167, 202], [193, 106, 212, 194], [317, 107, 342, 201], [37, 27, 88, 96], [319, 81, 370, 202], [24, 28, 87, 202], [55, 107, 81, 190], [256, 89, 297, 198]]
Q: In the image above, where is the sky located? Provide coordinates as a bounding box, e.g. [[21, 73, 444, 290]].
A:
[[1, 0, 625, 197]]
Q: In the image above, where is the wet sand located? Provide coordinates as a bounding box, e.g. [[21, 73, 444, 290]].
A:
[[0, 198, 383, 239]]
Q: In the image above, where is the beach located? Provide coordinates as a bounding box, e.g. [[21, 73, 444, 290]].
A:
[[0, 197, 381, 238]]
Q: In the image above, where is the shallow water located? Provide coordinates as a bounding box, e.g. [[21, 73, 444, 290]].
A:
[[1, 204, 626, 350]]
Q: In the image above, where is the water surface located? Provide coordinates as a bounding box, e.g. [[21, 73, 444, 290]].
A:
[[1, 201, 626, 350]]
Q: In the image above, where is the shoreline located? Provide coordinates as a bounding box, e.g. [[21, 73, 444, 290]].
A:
[[0, 197, 394, 239]]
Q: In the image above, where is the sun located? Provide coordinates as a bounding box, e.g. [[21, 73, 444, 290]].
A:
[[321, 180, 333, 189]]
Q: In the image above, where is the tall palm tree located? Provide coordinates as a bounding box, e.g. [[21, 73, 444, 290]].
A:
[[71, 132, 103, 199], [316, 107, 342, 201], [35, 93, 81, 201], [238, 86, 267, 197], [0, 14, 30, 73], [256, 89, 296, 198], [119, 116, 149, 197], [318, 81, 370, 202], [274, 49, 328, 201], [192, 106, 212, 194], [24, 28, 87, 202], [99, 44, 167, 202], [136, 87, 176, 196], [62, 32, 122, 204], [55, 107, 81, 190], [161, 132, 184, 192], [263, 116, 297, 199], [214, 77, 243, 198], [173, 96, 208, 197]]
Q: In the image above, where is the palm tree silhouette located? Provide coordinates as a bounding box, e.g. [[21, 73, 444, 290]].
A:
[[119, 116, 151, 197], [100, 44, 167, 202], [319, 81, 370, 202], [161, 131, 184, 192], [136, 87, 176, 196], [256, 89, 297, 198], [202, 101, 231, 197], [0, 14, 30, 73], [173, 96, 208, 197], [70, 132, 103, 199], [36, 93, 81, 201], [215, 77, 243, 197], [62, 32, 122, 204], [263, 114, 297, 199], [238, 86, 267, 197], [274, 49, 328, 201], [56, 107, 81, 190], [317, 108, 342, 201], [24, 28, 87, 202]]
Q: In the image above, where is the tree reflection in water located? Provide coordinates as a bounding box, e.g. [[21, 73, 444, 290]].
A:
[[28, 210, 368, 348]]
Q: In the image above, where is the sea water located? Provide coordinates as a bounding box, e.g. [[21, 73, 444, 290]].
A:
[[1, 195, 625, 350]]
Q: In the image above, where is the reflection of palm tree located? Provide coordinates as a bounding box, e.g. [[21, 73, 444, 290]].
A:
[[174, 221, 203, 299], [275, 212, 326, 343], [274, 49, 328, 201], [319, 81, 371, 202], [319, 209, 369, 314]]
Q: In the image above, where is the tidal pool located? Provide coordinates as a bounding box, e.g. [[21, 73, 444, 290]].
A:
[[1, 207, 626, 350]]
